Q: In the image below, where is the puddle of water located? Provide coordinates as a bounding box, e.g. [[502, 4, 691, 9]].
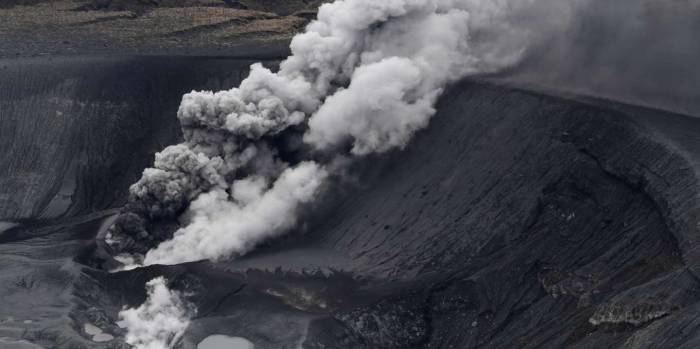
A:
[[198, 335, 255, 349], [92, 333, 114, 342], [83, 323, 114, 342], [83, 323, 101, 336]]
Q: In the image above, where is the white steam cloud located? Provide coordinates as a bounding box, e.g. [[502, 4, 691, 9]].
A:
[[108, 0, 538, 267], [144, 162, 327, 265], [105, 2, 700, 347], [118, 277, 193, 349]]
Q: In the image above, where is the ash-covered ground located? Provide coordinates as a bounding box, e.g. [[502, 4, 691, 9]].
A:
[[2, 1, 700, 349]]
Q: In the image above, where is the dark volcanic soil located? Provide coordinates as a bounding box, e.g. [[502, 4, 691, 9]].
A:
[[3, 55, 700, 349]]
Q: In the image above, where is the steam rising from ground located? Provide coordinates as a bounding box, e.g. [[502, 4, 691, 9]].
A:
[[107, 0, 538, 267], [144, 162, 327, 265], [118, 278, 192, 349], [104, 1, 700, 347], [111, 0, 700, 267]]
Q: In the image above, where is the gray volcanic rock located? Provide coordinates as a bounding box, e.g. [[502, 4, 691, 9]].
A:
[[2, 56, 700, 348]]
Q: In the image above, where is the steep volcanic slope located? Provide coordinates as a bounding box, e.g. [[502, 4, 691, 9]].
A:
[[292, 81, 700, 348], [0, 55, 272, 220], [2, 57, 700, 348]]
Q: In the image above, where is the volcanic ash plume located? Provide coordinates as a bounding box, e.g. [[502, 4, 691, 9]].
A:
[[106, 0, 533, 267], [143, 162, 328, 265], [118, 278, 193, 349]]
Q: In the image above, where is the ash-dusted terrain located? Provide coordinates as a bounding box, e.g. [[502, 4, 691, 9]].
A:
[[3, 0, 700, 348], [3, 53, 700, 348]]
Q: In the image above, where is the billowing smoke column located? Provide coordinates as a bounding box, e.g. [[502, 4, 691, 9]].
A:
[[105, 0, 532, 267], [118, 277, 193, 349]]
